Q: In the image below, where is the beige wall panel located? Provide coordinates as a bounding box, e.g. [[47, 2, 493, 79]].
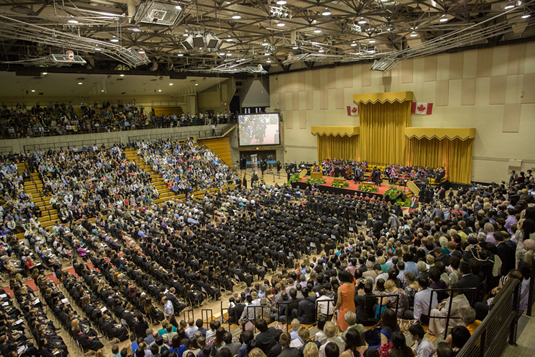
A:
[[285, 111, 293, 129], [361, 65, 371, 87], [502, 103, 521, 132], [449, 52, 464, 80], [292, 91, 300, 110], [298, 110, 307, 129], [311, 70, 321, 89], [353, 65, 361, 88], [461, 78, 477, 106], [335, 88, 345, 109], [271, 93, 280, 109], [335, 67, 344, 88], [290, 73, 298, 93], [279, 91, 286, 110], [463, 50, 477, 78], [492, 46, 509, 76], [279, 74, 287, 92], [312, 90, 321, 110], [285, 92, 293, 111], [435, 80, 449, 106], [424, 56, 437, 82], [305, 71, 314, 90], [489, 76, 507, 105], [507, 43, 526, 75], [475, 78, 490, 106], [297, 72, 306, 92], [327, 68, 337, 89], [449, 79, 462, 106], [306, 91, 314, 110], [270, 76, 278, 94], [437, 54, 450, 80], [401, 59, 413, 83], [320, 68, 329, 88], [327, 89, 336, 110], [382, 71, 392, 86], [505, 74, 523, 104], [343, 66, 353, 88], [476, 48, 493, 77], [320, 90, 329, 110], [525, 42, 535, 73], [521, 73, 535, 103], [298, 91, 306, 110]]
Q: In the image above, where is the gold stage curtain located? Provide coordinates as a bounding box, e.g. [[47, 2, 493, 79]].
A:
[[406, 138, 473, 184], [317, 135, 359, 162], [359, 101, 411, 165]]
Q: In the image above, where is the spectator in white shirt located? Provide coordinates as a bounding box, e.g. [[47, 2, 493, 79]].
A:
[[185, 318, 199, 339], [412, 276, 438, 324], [409, 324, 435, 357]]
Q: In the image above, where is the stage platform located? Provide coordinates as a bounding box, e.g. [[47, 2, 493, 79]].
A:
[[296, 176, 411, 198]]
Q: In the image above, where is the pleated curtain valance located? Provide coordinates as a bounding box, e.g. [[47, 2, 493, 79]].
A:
[[311, 126, 360, 137], [353, 91, 414, 104], [404, 127, 476, 141]]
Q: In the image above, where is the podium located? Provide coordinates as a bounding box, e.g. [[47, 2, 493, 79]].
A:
[[311, 172, 323, 180]]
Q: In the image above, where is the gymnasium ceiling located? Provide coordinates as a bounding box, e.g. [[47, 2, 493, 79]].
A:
[[0, 0, 533, 76]]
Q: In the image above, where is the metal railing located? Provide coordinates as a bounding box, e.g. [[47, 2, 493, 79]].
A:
[[457, 279, 520, 357], [23, 138, 121, 153], [527, 256, 535, 317], [128, 123, 235, 143]]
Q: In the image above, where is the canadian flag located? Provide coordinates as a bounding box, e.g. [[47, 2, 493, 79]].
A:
[[346, 105, 359, 116], [411, 102, 433, 115]]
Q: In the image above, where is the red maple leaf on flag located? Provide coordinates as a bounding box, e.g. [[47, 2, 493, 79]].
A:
[[417, 104, 425, 112], [351, 107, 358, 113]]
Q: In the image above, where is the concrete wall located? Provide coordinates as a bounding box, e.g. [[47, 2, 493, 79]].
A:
[[197, 78, 235, 114], [270, 43, 535, 183]]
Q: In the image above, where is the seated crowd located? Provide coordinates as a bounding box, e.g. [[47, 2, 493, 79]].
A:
[[0, 101, 234, 139], [136, 140, 239, 194], [0, 141, 534, 357]]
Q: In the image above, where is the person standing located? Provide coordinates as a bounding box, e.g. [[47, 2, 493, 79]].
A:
[[334, 271, 355, 332]]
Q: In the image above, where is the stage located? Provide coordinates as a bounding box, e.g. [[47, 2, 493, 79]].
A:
[[295, 176, 411, 198]]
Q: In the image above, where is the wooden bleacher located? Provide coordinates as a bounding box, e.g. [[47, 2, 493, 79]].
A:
[[198, 137, 233, 168]]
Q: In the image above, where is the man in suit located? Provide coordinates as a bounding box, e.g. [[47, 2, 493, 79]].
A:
[[254, 319, 277, 354], [278, 332, 300, 357], [457, 261, 482, 303], [297, 289, 316, 324], [430, 205, 444, 220], [495, 231, 515, 276], [354, 283, 377, 325], [433, 247, 450, 266]]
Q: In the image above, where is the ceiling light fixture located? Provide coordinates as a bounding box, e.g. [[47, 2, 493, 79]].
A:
[[277, 22, 285, 27], [175, 5, 182, 10], [440, 15, 448, 22], [267, 58, 272, 63], [101, 90, 104, 92], [110, 37, 119, 42], [276, 0, 287, 4], [369, 39, 376, 43], [351, 42, 357, 47], [358, 17, 366, 25], [158, 89, 162, 92], [132, 27, 141, 32], [120, 74, 125, 77], [31, 90, 35, 92], [78, 82, 83, 85], [226, 52, 232, 56], [505, 1, 515, 9], [68, 19, 79, 24], [318, 48, 324, 53], [232, 12, 241, 19], [42, 72, 48, 75], [177, 53, 184, 56], [169, 83, 173, 86], [322, 8, 331, 16], [138, 48, 145, 54], [262, 39, 269, 46], [410, 32, 418, 37], [522, 9, 531, 18], [292, 46, 298, 49], [313, 28, 322, 33], [195, 83, 199, 86]]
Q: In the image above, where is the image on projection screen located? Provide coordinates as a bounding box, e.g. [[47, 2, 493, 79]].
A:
[[238, 113, 281, 146]]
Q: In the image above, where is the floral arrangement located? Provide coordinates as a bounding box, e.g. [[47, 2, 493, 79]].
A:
[[358, 185, 379, 193], [332, 181, 349, 188], [305, 178, 327, 185]]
